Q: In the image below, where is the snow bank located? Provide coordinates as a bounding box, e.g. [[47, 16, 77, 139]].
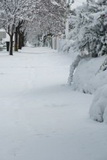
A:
[[69, 54, 107, 123], [89, 85, 107, 123], [72, 55, 107, 94]]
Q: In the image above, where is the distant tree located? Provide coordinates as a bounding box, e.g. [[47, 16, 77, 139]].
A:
[[26, 0, 66, 46], [0, 0, 35, 55]]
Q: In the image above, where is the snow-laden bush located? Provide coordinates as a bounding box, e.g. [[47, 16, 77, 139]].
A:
[[58, 38, 75, 54], [89, 85, 107, 123], [71, 55, 107, 94]]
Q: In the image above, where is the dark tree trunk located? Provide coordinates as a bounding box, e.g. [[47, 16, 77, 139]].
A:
[[18, 31, 25, 49], [18, 32, 22, 49], [9, 34, 13, 55], [22, 32, 25, 47], [14, 27, 18, 51], [6, 42, 10, 51]]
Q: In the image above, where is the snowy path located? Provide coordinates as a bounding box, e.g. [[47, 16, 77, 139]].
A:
[[0, 47, 107, 160]]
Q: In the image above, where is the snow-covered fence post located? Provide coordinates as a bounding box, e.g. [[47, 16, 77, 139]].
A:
[[56, 33, 63, 51], [57, 36, 60, 51], [52, 36, 57, 50], [52, 36, 54, 49]]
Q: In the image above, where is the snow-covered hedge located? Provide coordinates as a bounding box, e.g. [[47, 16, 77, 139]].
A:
[[89, 85, 107, 123], [69, 54, 107, 123], [71, 55, 107, 94]]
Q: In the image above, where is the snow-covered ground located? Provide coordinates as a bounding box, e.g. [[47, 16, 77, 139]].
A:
[[0, 47, 107, 160]]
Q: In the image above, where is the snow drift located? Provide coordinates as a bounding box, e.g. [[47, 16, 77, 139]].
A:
[[71, 55, 107, 94], [89, 85, 107, 123]]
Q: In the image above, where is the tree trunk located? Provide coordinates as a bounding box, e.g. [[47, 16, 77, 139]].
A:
[[14, 27, 18, 51], [22, 32, 25, 47], [18, 32, 22, 49], [9, 34, 13, 55], [18, 31, 26, 49]]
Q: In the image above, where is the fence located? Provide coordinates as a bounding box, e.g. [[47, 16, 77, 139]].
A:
[[51, 36, 70, 53]]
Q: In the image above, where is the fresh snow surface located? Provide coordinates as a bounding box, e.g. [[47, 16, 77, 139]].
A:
[[0, 47, 107, 160]]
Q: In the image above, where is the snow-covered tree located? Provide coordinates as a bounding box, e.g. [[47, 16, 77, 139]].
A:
[[26, 0, 66, 46], [68, 0, 107, 57], [0, 0, 35, 55]]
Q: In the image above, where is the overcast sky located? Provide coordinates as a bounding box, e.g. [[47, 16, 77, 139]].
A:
[[72, 0, 86, 8]]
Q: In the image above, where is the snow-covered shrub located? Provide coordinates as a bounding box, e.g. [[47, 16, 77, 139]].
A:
[[89, 85, 107, 123], [71, 55, 107, 94], [58, 38, 75, 54], [89, 56, 107, 123], [68, 54, 90, 85]]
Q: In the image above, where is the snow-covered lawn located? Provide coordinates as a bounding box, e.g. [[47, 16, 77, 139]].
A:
[[0, 47, 107, 160]]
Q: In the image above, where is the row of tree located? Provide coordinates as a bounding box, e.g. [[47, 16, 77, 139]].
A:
[[0, 0, 66, 55]]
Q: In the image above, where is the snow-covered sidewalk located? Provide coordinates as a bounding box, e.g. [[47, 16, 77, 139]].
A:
[[0, 47, 107, 160]]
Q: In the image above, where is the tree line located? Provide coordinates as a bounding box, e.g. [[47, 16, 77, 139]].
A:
[[0, 0, 66, 55]]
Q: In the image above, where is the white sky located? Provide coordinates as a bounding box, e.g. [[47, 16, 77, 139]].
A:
[[72, 0, 86, 8]]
